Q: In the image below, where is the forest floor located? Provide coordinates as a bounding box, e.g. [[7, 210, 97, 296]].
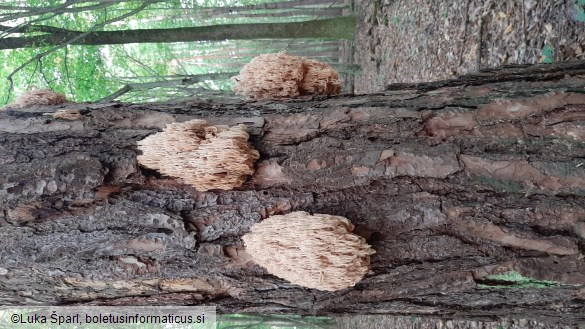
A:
[[352, 0, 585, 93]]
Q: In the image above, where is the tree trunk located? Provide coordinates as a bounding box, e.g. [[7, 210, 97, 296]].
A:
[[203, 0, 338, 16], [1, 60, 585, 325], [0, 17, 355, 49], [235, 8, 344, 19]]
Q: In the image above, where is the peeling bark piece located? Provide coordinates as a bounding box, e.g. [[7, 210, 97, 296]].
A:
[[59, 277, 219, 300], [51, 109, 82, 121], [379, 148, 460, 178], [158, 278, 216, 293], [251, 161, 293, 187], [476, 92, 585, 121], [421, 92, 585, 140], [453, 219, 578, 256], [459, 155, 585, 192], [420, 112, 478, 138], [522, 122, 585, 141], [242, 211, 375, 291]]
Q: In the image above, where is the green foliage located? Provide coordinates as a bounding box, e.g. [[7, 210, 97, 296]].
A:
[[478, 271, 558, 289], [1, 0, 350, 105], [575, 5, 585, 23], [218, 314, 335, 329], [540, 45, 554, 63]]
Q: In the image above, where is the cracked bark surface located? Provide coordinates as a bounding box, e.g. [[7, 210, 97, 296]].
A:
[[1, 60, 584, 325]]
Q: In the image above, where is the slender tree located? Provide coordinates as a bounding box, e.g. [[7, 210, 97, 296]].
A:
[[0, 17, 355, 50], [202, 0, 338, 16]]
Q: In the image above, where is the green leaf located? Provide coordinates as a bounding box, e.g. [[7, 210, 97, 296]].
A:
[[478, 271, 558, 289], [576, 5, 585, 22], [541, 45, 554, 63]]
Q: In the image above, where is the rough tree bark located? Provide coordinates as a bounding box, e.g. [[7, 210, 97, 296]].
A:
[[1, 61, 585, 325]]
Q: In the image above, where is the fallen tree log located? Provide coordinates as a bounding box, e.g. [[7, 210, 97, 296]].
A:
[[0, 60, 584, 325]]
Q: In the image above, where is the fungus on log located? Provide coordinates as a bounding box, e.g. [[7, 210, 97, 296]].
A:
[[242, 211, 375, 291], [231, 52, 341, 100], [6, 88, 67, 109], [137, 119, 259, 191], [1, 61, 585, 324]]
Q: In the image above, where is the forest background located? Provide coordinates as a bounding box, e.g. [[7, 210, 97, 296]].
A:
[[0, 0, 354, 106]]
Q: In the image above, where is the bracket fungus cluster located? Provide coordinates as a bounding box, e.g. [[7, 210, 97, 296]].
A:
[[136, 119, 259, 191], [242, 211, 375, 291], [231, 52, 341, 100], [7, 88, 67, 108]]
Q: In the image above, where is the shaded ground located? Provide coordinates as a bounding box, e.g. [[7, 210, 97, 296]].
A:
[[353, 0, 585, 93]]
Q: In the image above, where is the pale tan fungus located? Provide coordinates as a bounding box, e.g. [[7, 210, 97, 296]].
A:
[[9, 88, 67, 108], [299, 58, 342, 95], [52, 109, 82, 120], [137, 119, 259, 191], [232, 52, 341, 100], [242, 211, 375, 291]]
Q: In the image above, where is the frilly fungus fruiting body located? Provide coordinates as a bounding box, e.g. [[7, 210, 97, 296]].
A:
[[9, 88, 67, 108], [242, 211, 375, 291], [136, 119, 259, 191], [231, 52, 341, 100]]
